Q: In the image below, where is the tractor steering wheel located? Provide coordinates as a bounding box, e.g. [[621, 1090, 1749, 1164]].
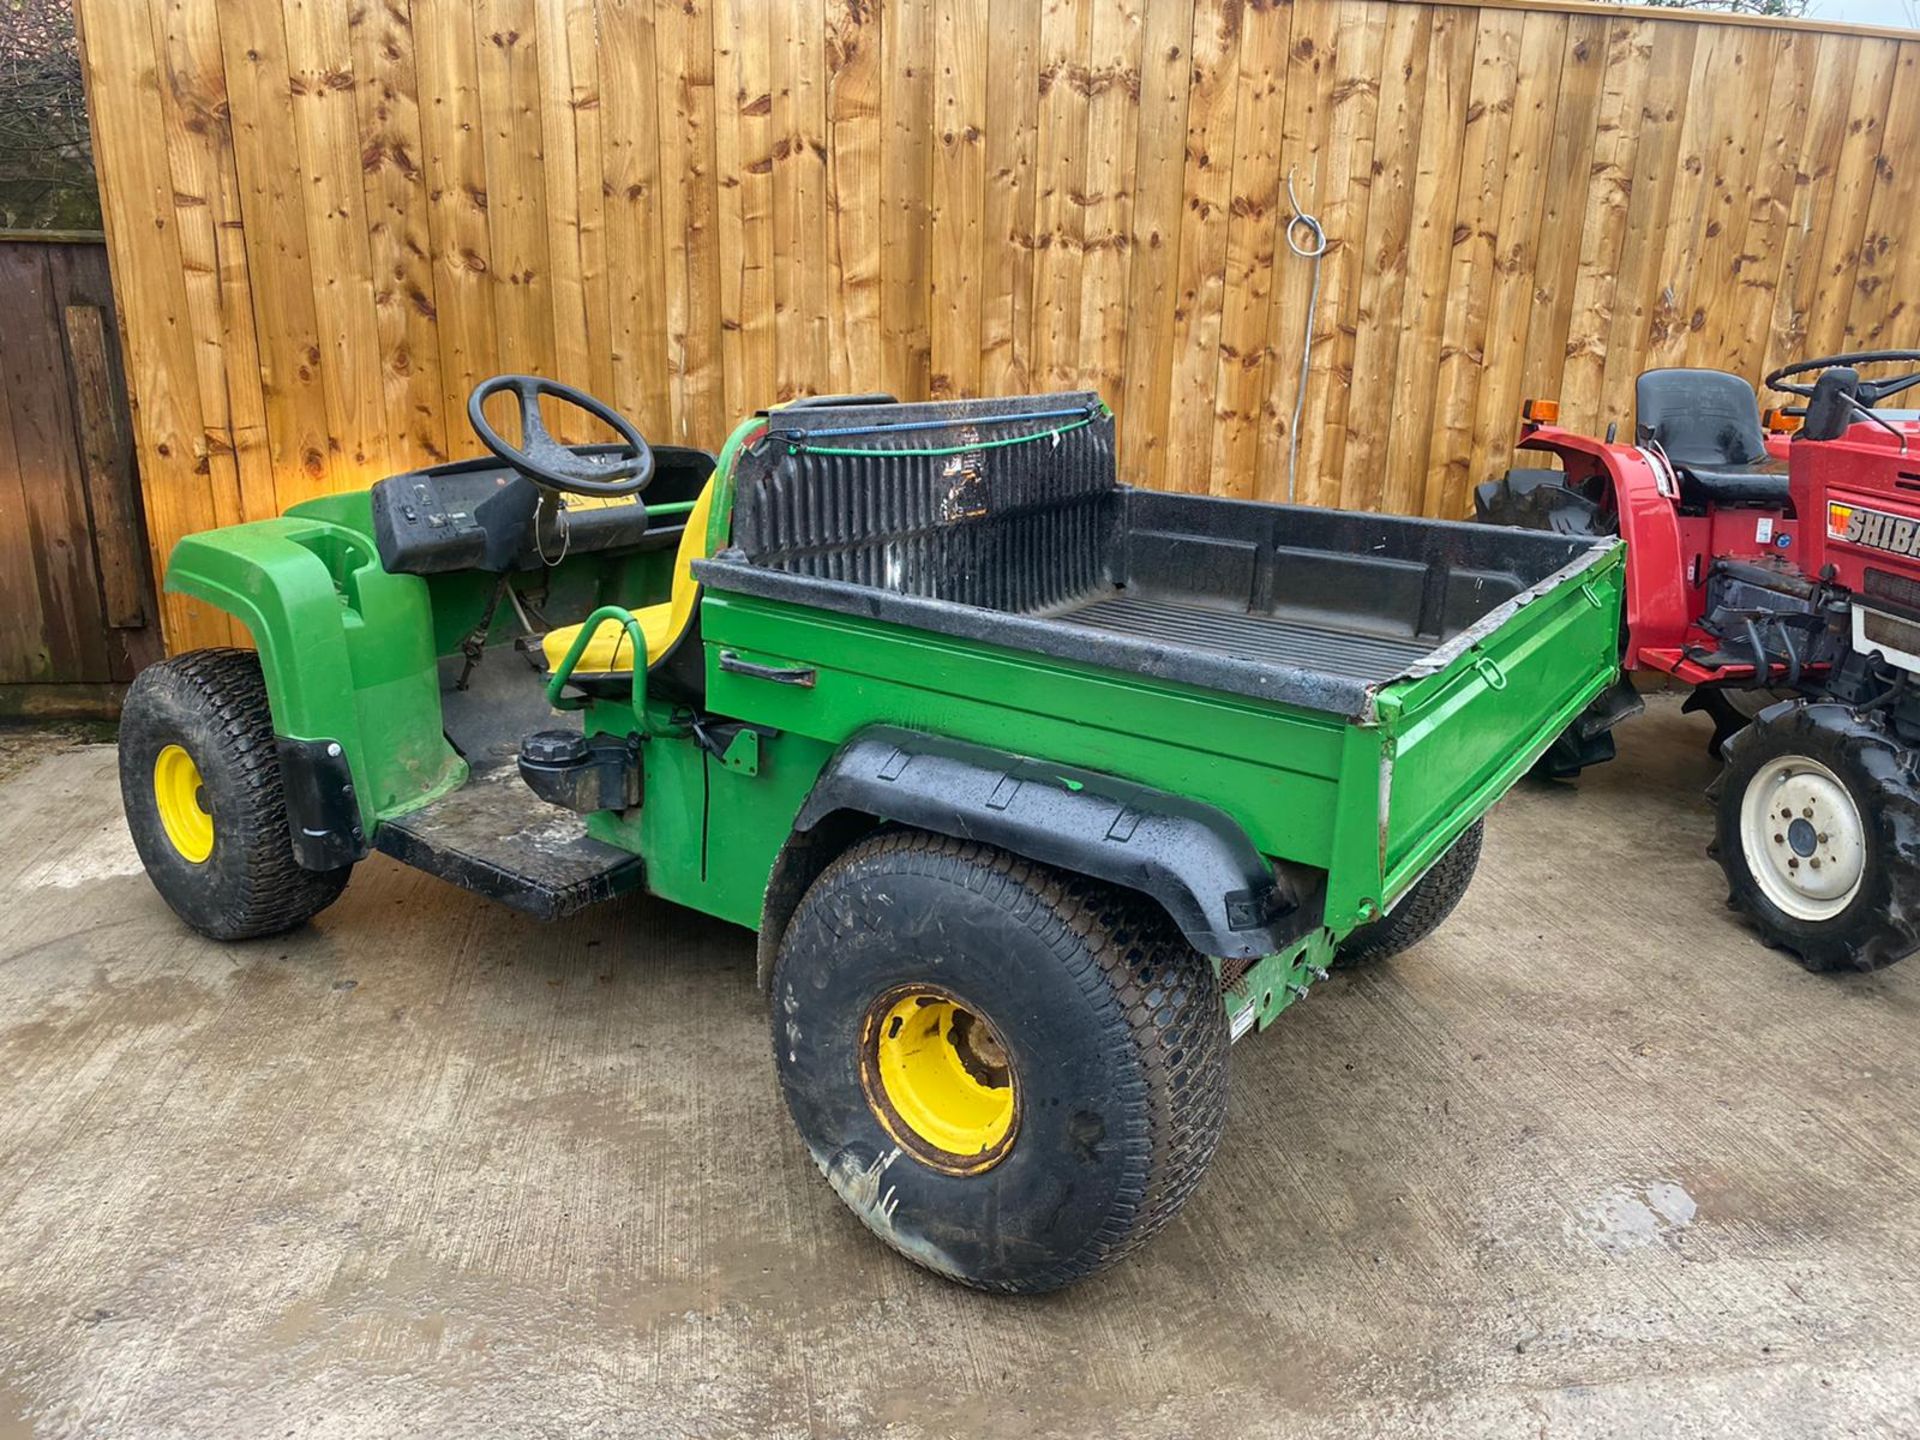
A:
[[467, 375, 656, 498], [1765, 350, 1920, 408]]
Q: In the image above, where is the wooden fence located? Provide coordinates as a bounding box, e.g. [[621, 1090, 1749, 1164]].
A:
[[77, 0, 1920, 651], [0, 236, 159, 714]]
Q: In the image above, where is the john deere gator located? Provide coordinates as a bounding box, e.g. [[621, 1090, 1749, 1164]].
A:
[[119, 379, 1622, 1292]]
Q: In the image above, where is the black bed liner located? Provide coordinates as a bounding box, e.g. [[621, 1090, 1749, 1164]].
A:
[[697, 394, 1614, 720], [1052, 593, 1434, 685]]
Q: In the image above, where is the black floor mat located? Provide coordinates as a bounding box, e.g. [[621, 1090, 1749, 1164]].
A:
[[374, 764, 644, 920], [1055, 594, 1435, 684], [371, 645, 642, 919]]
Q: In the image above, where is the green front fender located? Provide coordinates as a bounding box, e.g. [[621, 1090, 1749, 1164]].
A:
[[165, 515, 465, 835]]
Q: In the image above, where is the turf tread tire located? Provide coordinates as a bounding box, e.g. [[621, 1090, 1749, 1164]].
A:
[[1334, 818, 1484, 967], [119, 648, 350, 940], [771, 828, 1228, 1294]]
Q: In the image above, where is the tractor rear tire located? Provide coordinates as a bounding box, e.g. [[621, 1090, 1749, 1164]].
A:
[[1477, 468, 1628, 779], [119, 648, 352, 941], [1711, 701, 1920, 972], [770, 829, 1229, 1294], [1684, 685, 1797, 760], [1334, 819, 1485, 968]]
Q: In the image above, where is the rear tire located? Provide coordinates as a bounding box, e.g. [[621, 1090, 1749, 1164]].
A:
[[1711, 701, 1920, 972], [118, 649, 352, 940], [770, 829, 1229, 1293], [1335, 819, 1484, 967]]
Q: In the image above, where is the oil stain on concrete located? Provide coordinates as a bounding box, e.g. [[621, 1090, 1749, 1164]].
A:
[[2, 699, 1920, 1436]]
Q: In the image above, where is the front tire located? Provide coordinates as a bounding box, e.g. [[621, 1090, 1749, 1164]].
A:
[[119, 649, 351, 940], [1711, 701, 1920, 972], [770, 829, 1229, 1293]]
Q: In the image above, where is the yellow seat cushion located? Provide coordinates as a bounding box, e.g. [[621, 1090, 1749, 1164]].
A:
[[541, 478, 716, 677], [542, 601, 674, 674]]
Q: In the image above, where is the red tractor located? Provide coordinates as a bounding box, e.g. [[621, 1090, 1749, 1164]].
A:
[[1476, 350, 1920, 973]]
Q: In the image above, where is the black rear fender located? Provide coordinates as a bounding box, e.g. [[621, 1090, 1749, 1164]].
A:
[[755, 726, 1319, 986]]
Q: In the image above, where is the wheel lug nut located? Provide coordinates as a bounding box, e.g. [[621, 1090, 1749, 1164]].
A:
[[1774, 833, 1785, 844], [1789, 858, 1800, 869]]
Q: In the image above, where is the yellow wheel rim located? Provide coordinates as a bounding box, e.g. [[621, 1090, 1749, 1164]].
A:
[[860, 987, 1018, 1175], [153, 744, 214, 864]]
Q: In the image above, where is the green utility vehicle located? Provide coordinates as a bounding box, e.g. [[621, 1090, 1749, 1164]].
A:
[[120, 380, 1623, 1292]]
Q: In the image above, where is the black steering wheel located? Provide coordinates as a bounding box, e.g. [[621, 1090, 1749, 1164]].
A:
[[1765, 350, 1920, 407], [466, 375, 655, 498]]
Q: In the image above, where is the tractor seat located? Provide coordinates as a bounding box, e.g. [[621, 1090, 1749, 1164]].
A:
[[540, 479, 716, 685], [1636, 368, 1791, 509]]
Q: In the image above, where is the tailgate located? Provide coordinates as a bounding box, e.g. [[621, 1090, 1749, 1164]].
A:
[[1371, 539, 1624, 901]]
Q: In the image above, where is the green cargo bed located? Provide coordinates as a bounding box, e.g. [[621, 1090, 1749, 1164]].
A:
[[688, 396, 1624, 1005]]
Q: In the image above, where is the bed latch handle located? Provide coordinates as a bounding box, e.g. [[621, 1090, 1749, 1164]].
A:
[[1471, 653, 1508, 691], [719, 651, 818, 688]]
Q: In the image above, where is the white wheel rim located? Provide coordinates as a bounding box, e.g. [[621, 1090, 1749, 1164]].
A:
[[1739, 755, 1867, 922]]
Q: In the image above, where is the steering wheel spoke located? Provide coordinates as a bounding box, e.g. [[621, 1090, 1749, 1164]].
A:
[[467, 374, 655, 498]]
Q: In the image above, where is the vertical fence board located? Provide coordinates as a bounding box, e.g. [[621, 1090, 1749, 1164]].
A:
[[351, 0, 451, 465], [1160, 0, 1240, 495], [473, 0, 557, 390], [532, 0, 599, 441], [1337, 3, 1430, 512], [1810, 38, 1897, 357], [600, 0, 670, 431], [1296, 0, 1386, 510], [879, 0, 931, 398], [1115, 0, 1194, 490], [1514, 13, 1608, 422], [1076, 0, 1144, 426], [823, 0, 883, 394], [1849, 42, 1920, 348], [413, 0, 498, 458], [0, 246, 109, 681], [930, 0, 987, 399], [1378, 3, 1473, 516], [655, 0, 723, 444], [1422, 8, 1522, 515], [1206, 0, 1290, 499], [1560, 18, 1652, 434], [1462, 9, 1570, 506], [772, 0, 830, 402], [147, 0, 251, 531]]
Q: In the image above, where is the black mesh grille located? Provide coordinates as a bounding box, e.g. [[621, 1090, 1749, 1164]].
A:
[[1865, 567, 1920, 616], [1864, 608, 1920, 656], [730, 394, 1117, 615]]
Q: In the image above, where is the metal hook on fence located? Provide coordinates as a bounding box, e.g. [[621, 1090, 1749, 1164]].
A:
[[1283, 167, 1327, 505]]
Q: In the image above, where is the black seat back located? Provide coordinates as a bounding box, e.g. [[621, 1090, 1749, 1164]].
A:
[[1635, 369, 1769, 467]]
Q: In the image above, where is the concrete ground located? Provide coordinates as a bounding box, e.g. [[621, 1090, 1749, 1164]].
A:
[[2, 695, 1919, 1439]]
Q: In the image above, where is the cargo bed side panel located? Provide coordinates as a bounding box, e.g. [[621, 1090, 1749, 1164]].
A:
[[1376, 546, 1626, 899]]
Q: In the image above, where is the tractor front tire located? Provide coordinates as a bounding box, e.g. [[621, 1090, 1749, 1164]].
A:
[[770, 829, 1229, 1294], [1334, 819, 1485, 968], [119, 648, 352, 941], [1711, 701, 1920, 972]]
